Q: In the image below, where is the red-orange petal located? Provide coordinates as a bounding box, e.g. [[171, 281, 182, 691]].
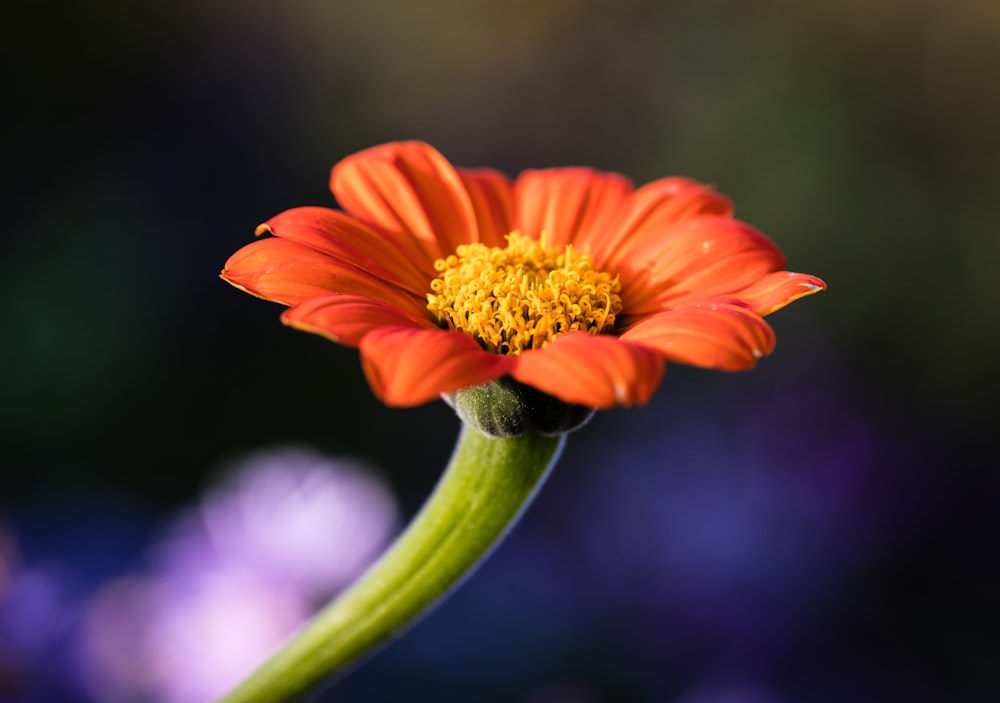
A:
[[360, 327, 514, 407], [329, 141, 479, 260], [731, 271, 828, 316], [514, 168, 633, 249], [510, 332, 664, 408], [617, 216, 787, 316], [257, 206, 432, 295], [620, 302, 776, 371], [594, 177, 733, 267], [281, 294, 436, 347], [221, 238, 429, 316], [457, 168, 516, 248]]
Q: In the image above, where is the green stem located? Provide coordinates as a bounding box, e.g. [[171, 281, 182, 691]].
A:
[[219, 424, 566, 703]]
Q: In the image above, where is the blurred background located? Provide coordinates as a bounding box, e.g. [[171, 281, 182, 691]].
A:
[[2, 1, 997, 701]]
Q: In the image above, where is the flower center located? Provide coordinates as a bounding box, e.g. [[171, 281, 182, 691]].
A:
[[427, 232, 622, 355]]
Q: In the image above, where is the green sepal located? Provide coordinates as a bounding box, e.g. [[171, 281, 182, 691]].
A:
[[446, 376, 595, 438]]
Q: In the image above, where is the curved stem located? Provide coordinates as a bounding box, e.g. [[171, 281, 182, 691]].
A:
[[219, 425, 566, 703]]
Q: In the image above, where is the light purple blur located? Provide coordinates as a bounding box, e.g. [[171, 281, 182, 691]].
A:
[[77, 446, 399, 703]]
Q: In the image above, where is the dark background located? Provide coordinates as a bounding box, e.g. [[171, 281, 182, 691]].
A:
[[3, 1, 997, 702]]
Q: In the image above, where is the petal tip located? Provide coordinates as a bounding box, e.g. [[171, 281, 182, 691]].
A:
[[802, 277, 827, 292], [219, 269, 262, 299]]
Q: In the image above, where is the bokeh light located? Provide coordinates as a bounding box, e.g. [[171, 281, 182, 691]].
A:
[[77, 447, 398, 703]]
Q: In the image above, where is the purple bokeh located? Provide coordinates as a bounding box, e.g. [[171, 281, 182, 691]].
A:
[[0, 354, 951, 703], [76, 447, 399, 703]]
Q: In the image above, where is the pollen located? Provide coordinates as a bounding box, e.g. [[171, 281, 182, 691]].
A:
[[427, 232, 623, 355]]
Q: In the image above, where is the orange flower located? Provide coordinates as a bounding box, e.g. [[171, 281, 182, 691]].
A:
[[222, 141, 825, 408]]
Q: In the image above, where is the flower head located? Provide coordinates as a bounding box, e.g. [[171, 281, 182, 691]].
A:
[[222, 141, 824, 409]]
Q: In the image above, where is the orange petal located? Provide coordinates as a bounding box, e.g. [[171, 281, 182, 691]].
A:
[[514, 168, 633, 249], [620, 302, 776, 371], [360, 327, 513, 407], [458, 168, 516, 248], [257, 206, 432, 295], [510, 332, 664, 408], [594, 177, 733, 266], [221, 239, 428, 315], [281, 294, 436, 347], [617, 216, 786, 316], [329, 141, 479, 260], [732, 271, 827, 316]]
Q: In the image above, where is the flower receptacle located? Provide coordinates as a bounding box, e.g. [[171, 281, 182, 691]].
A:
[[446, 376, 595, 438]]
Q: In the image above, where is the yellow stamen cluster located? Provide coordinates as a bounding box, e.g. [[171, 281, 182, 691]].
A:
[[427, 232, 622, 355]]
